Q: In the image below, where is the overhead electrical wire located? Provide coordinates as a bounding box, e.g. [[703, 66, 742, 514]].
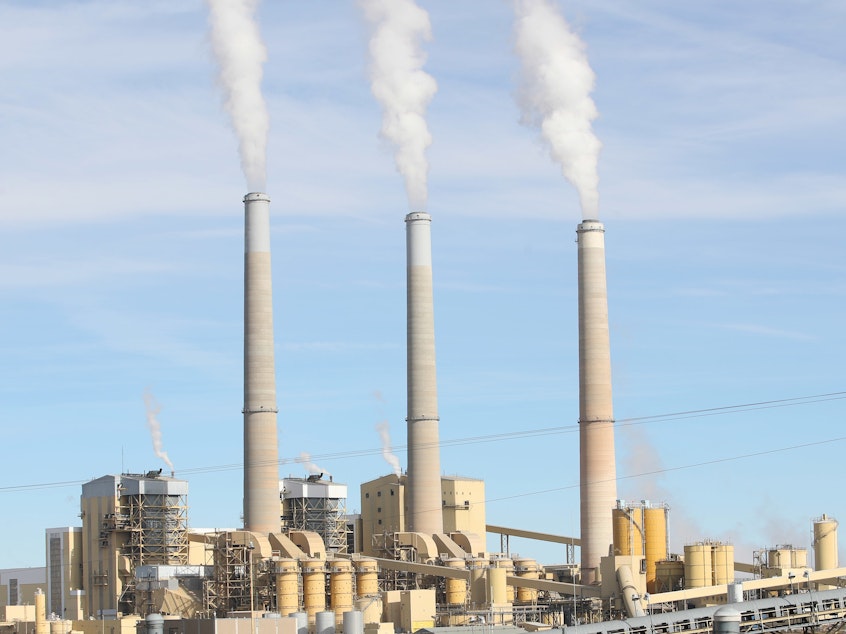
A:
[[1, 390, 843, 494]]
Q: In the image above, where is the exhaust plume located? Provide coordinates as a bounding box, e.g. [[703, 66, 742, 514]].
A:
[[205, 0, 269, 191], [376, 421, 402, 476], [359, 0, 437, 211], [295, 451, 331, 477], [513, 0, 602, 217], [143, 389, 175, 474]]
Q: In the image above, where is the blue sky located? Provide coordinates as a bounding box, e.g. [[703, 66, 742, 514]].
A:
[[1, 1, 844, 570]]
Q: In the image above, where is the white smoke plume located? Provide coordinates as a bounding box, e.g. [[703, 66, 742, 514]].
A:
[[512, 0, 602, 218], [359, 0, 437, 211], [143, 389, 175, 474], [295, 452, 331, 477], [376, 421, 402, 476], [205, 0, 270, 192]]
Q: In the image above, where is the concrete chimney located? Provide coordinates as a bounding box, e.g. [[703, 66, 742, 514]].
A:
[[576, 218, 617, 584], [243, 192, 281, 534], [405, 211, 443, 535]]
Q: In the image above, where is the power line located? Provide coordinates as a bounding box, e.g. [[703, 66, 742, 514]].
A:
[[1, 390, 843, 494]]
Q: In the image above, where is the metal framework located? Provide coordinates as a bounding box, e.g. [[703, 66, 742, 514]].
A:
[[282, 493, 348, 554]]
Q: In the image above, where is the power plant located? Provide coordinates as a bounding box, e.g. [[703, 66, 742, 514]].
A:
[[3, 194, 844, 634], [0, 7, 842, 634]]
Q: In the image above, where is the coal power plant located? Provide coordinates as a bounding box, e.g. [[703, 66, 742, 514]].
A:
[[1, 5, 842, 634], [4, 193, 845, 634]]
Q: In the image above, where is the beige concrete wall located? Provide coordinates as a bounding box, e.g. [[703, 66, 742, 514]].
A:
[[399, 590, 435, 633], [360, 476, 406, 557], [441, 477, 485, 537]]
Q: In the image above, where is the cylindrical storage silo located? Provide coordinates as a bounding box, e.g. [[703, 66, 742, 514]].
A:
[[302, 559, 326, 624], [513, 558, 539, 604], [814, 515, 839, 571], [613, 506, 644, 556], [791, 548, 808, 569], [814, 515, 838, 590], [35, 589, 48, 634], [655, 559, 685, 593], [487, 567, 507, 604], [684, 544, 712, 588], [330, 560, 353, 626], [712, 543, 734, 585], [342, 610, 363, 634], [491, 557, 515, 603], [443, 558, 467, 606], [353, 598, 382, 626], [644, 506, 668, 593], [276, 558, 300, 617], [713, 607, 741, 634], [315, 611, 335, 634], [145, 614, 164, 634], [291, 612, 308, 634], [727, 582, 743, 604], [467, 558, 488, 607], [352, 559, 379, 598]]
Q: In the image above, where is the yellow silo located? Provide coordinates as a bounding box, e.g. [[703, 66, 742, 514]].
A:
[[613, 505, 645, 556], [301, 559, 326, 624], [353, 558, 379, 598], [329, 559, 353, 626], [443, 558, 467, 606], [814, 515, 838, 590], [468, 557, 488, 607], [711, 543, 734, 585], [487, 567, 508, 605], [491, 557, 515, 603], [513, 558, 539, 604], [275, 558, 299, 616], [684, 543, 712, 588], [644, 506, 668, 592]]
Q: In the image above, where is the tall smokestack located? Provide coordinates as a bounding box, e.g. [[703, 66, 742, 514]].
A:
[[576, 218, 617, 584], [243, 192, 280, 534], [405, 211, 443, 535]]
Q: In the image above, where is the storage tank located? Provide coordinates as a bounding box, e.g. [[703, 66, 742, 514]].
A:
[[712, 543, 734, 585], [443, 558, 467, 606], [814, 515, 838, 571], [491, 557, 515, 603], [684, 543, 712, 588], [513, 558, 539, 603], [352, 559, 379, 598], [468, 557, 488, 607], [330, 559, 353, 626], [302, 559, 326, 623], [315, 611, 335, 634], [613, 505, 644, 556], [342, 611, 363, 634], [644, 506, 668, 592], [487, 567, 507, 604], [655, 559, 685, 593], [275, 558, 300, 617]]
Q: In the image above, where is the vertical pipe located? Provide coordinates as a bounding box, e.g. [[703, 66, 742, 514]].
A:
[[576, 219, 617, 584], [405, 212, 444, 535], [243, 192, 281, 534]]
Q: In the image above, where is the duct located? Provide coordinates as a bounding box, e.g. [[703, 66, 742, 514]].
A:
[[432, 534, 466, 559], [269, 533, 307, 559], [617, 565, 645, 617], [396, 532, 438, 563], [449, 531, 485, 557], [289, 531, 326, 560], [405, 212, 443, 536], [243, 192, 281, 534], [576, 219, 617, 584]]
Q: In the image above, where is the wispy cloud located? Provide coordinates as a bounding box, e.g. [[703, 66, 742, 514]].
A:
[[717, 323, 815, 342]]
